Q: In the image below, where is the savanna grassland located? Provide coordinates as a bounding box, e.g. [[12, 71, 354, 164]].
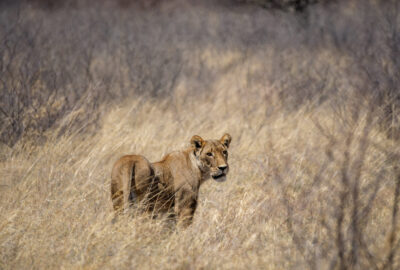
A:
[[1, 0, 400, 269]]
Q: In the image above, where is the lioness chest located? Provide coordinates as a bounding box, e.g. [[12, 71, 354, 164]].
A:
[[150, 151, 201, 207]]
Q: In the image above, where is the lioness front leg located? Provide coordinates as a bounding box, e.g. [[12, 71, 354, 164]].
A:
[[174, 188, 198, 228]]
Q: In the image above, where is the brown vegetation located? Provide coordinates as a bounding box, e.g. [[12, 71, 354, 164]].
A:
[[0, 0, 399, 269]]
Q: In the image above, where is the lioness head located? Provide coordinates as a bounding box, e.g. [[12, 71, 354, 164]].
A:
[[191, 133, 232, 182]]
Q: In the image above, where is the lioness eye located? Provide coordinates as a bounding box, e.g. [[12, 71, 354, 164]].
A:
[[223, 150, 227, 155], [206, 152, 213, 157]]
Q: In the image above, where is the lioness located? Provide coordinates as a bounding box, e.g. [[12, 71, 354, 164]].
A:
[[111, 133, 231, 227]]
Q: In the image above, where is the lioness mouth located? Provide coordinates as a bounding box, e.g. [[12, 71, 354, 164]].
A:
[[212, 173, 225, 180]]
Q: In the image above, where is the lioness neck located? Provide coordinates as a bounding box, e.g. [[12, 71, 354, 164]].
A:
[[186, 147, 210, 184], [152, 147, 208, 187]]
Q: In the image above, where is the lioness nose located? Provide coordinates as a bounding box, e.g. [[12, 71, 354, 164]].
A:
[[218, 165, 227, 171]]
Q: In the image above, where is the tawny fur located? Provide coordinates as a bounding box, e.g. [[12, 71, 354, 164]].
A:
[[111, 134, 232, 227]]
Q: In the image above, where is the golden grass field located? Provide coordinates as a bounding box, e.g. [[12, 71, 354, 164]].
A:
[[1, 47, 399, 269], [1, 1, 399, 269]]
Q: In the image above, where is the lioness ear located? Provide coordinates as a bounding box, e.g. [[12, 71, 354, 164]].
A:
[[220, 133, 232, 148], [191, 135, 204, 149]]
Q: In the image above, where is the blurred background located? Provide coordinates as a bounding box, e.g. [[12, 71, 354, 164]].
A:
[[1, 0, 399, 146]]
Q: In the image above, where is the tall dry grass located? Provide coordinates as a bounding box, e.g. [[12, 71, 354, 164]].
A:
[[1, 0, 400, 269], [1, 53, 399, 269]]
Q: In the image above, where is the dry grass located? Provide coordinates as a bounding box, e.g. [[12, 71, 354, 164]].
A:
[[1, 0, 400, 269], [1, 49, 399, 269]]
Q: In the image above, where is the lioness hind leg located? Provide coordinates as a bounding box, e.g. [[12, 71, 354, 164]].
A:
[[111, 156, 135, 215], [111, 155, 154, 214], [111, 189, 124, 213]]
